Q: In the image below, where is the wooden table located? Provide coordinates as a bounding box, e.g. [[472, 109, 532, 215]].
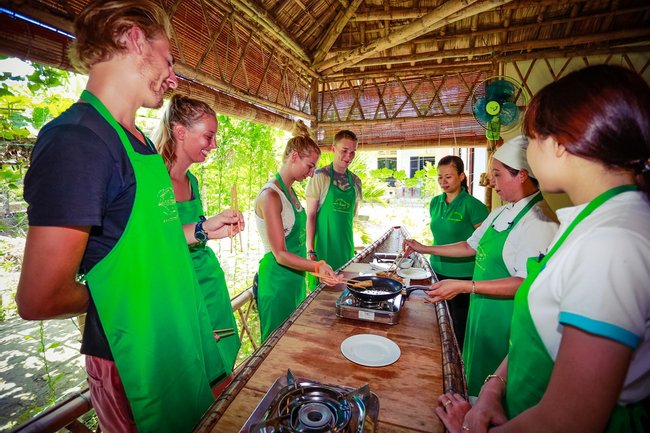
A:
[[195, 227, 464, 433]]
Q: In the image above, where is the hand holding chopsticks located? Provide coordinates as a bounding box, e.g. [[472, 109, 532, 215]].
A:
[[310, 272, 372, 289], [201, 211, 244, 241]]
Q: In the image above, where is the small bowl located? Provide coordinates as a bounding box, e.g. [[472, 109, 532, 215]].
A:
[[398, 258, 414, 269]]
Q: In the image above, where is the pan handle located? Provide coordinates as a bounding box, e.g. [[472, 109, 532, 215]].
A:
[[402, 285, 430, 298]]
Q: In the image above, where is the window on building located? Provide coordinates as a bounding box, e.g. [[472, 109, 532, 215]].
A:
[[377, 157, 397, 186], [410, 156, 436, 177], [377, 157, 397, 171]]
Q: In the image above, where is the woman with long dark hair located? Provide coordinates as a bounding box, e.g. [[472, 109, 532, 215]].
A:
[[436, 64, 650, 433]]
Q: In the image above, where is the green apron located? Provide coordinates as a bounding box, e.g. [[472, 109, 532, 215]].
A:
[[506, 185, 648, 432], [82, 91, 224, 433], [176, 172, 241, 372], [257, 173, 307, 342], [429, 190, 483, 278], [463, 193, 543, 396], [308, 164, 356, 289]]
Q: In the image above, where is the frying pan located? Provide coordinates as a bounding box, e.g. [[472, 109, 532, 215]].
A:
[[345, 275, 429, 302]]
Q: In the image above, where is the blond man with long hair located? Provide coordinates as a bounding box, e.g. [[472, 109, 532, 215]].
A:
[[17, 2, 223, 431]]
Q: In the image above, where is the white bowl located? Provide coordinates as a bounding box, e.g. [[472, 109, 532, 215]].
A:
[[398, 258, 414, 269]]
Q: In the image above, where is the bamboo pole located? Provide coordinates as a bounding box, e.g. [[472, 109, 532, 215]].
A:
[[227, 0, 311, 63], [315, 0, 515, 75], [320, 113, 476, 127], [311, 0, 364, 64], [322, 64, 492, 81], [174, 63, 316, 121]]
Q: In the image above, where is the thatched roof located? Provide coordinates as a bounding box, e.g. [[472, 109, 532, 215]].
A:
[[1, 0, 649, 148]]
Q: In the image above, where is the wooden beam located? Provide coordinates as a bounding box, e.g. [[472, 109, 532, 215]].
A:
[[499, 44, 650, 62], [175, 80, 294, 131], [336, 4, 650, 53], [414, 4, 650, 45], [352, 9, 429, 22], [315, 0, 515, 75], [227, 0, 311, 63], [351, 0, 590, 22], [341, 27, 650, 69], [355, 137, 487, 150], [323, 63, 493, 81], [209, 0, 318, 78], [311, 0, 364, 64], [319, 113, 476, 128], [174, 62, 315, 121]]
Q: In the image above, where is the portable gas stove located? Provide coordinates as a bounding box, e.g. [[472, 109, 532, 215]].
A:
[[335, 289, 404, 325], [242, 370, 379, 433]]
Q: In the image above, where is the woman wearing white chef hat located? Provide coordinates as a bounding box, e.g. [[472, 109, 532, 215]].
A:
[[404, 135, 559, 397]]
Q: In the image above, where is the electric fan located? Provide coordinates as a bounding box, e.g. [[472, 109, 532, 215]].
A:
[[471, 76, 530, 141]]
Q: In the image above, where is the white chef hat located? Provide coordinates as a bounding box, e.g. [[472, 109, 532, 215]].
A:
[[493, 135, 535, 178]]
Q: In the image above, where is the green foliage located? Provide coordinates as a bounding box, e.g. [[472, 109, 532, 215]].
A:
[[17, 321, 64, 423], [1, 59, 75, 144], [413, 161, 441, 197]]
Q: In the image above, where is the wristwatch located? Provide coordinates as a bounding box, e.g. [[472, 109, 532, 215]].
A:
[[194, 216, 208, 243]]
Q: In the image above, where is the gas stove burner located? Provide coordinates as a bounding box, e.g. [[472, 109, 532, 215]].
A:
[[297, 402, 334, 429], [356, 299, 384, 309], [336, 289, 403, 325], [244, 370, 379, 433]]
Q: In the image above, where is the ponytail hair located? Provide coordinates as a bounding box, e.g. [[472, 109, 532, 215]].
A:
[[438, 155, 468, 190], [153, 94, 215, 171], [282, 120, 321, 162]]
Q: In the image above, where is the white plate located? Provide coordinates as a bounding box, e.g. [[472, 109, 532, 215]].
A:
[[340, 334, 401, 367], [397, 267, 432, 280]]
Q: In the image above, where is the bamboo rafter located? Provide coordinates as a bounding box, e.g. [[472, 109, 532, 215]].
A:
[[337, 3, 650, 55], [315, 0, 515, 75], [311, 0, 364, 64], [371, 77, 390, 120], [227, 0, 310, 63]]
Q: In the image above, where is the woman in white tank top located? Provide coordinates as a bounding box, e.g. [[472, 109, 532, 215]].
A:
[[253, 121, 340, 341]]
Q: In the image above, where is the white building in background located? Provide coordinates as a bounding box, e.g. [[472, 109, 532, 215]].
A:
[[361, 146, 488, 203]]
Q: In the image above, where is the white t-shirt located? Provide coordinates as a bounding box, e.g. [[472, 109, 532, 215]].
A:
[[254, 181, 299, 253], [527, 191, 650, 404], [467, 192, 559, 277]]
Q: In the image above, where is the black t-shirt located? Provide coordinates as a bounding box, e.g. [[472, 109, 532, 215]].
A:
[[24, 102, 155, 360]]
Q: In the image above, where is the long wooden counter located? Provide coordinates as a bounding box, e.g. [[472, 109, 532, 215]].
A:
[[195, 227, 465, 433]]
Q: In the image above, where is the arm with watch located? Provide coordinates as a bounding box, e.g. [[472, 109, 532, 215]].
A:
[[305, 196, 320, 261], [183, 211, 244, 245]]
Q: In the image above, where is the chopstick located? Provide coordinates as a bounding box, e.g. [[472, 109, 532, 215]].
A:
[[230, 184, 243, 251], [311, 273, 373, 289], [213, 327, 235, 342]]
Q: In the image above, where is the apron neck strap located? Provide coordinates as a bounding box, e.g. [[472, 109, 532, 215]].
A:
[[274, 173, 298, 212], [540, 184, 637, 267], [80, 90, 135, 156]]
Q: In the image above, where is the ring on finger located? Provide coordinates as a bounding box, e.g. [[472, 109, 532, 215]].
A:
[[462, 426, 470, 431], [443, 400, 452, 407]]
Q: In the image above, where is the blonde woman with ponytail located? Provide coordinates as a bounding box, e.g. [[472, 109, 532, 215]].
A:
[[254, 120, 340, 341], [154, 94, 243, 385]]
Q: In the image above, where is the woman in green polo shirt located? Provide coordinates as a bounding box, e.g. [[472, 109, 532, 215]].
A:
[[427, 156, 488, 347]]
